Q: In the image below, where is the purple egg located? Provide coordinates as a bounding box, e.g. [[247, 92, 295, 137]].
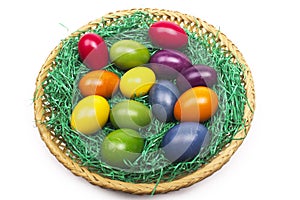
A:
[[176, 64, 217, 93], [150, 49, 192, 79]]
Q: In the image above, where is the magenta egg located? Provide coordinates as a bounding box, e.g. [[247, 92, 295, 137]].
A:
[[148, 21, 188, 49]]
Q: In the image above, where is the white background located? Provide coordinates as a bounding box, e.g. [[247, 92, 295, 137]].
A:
[[1, 0, 299, 199]]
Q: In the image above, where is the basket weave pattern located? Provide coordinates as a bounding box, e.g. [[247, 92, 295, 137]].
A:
[[34, 8, 255, 194]]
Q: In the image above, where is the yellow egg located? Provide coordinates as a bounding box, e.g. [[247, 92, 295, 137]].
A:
[[120, 67, 156, 98], [71, 95, 110, 135]]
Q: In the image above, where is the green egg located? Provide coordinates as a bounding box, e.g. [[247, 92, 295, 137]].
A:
[[110, 100, 152, 130], [109, 40, 150, 70], [101, 129, 144, 168]]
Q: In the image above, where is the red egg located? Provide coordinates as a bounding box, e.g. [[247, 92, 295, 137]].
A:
[[148, 21, 188, 49], [78, 33, 108, 70]]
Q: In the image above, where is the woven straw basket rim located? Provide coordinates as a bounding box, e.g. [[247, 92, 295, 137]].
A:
[[34, 8, 255, 194]]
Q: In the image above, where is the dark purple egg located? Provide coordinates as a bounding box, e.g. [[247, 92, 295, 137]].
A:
[[150, 49, 192, 79], [176, 64, 217, 93]]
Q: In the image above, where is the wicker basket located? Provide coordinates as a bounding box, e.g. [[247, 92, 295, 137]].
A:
[[34, 8, 255, 194]]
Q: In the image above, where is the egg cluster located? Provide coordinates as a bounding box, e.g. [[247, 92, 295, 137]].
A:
[[71, 21, 219, 168]]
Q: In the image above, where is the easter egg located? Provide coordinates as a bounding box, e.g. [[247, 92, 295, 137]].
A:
[[101, 129, 144, 168], [161, 122, 210, 163], [110, 100, 152, 130], [120, 67, 156, 98], [109, 40, 150, 70], [71, 95, 110, 135], [78, 70, 120, 98], [78, 33, 108, 70], [176, 65, 217, 93], [150, 49, 192, 79], [149, 80, 180, 122], [174, 87, 219, 122], [148, 21, 188, 49]]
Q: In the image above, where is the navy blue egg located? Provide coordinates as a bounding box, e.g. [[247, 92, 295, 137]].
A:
[[149, 80, 180, 122], [161, 122, 210, 163]]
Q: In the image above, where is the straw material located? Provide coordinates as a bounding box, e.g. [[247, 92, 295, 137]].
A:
[[34, 8, 255, 194]]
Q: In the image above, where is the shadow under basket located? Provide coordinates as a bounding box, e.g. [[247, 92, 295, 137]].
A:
[[34, 8, 255, 195]]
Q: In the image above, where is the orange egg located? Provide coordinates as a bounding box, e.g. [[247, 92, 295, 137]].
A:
[[78, 70, 120, 98], [174, 86, 218, 122]]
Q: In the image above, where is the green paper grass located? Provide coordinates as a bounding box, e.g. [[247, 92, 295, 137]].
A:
[[39, 11, 249, 185]]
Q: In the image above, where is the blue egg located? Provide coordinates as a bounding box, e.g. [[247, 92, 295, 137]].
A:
[[149, 80, 180, 122], [161, 122, 211, 163]]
